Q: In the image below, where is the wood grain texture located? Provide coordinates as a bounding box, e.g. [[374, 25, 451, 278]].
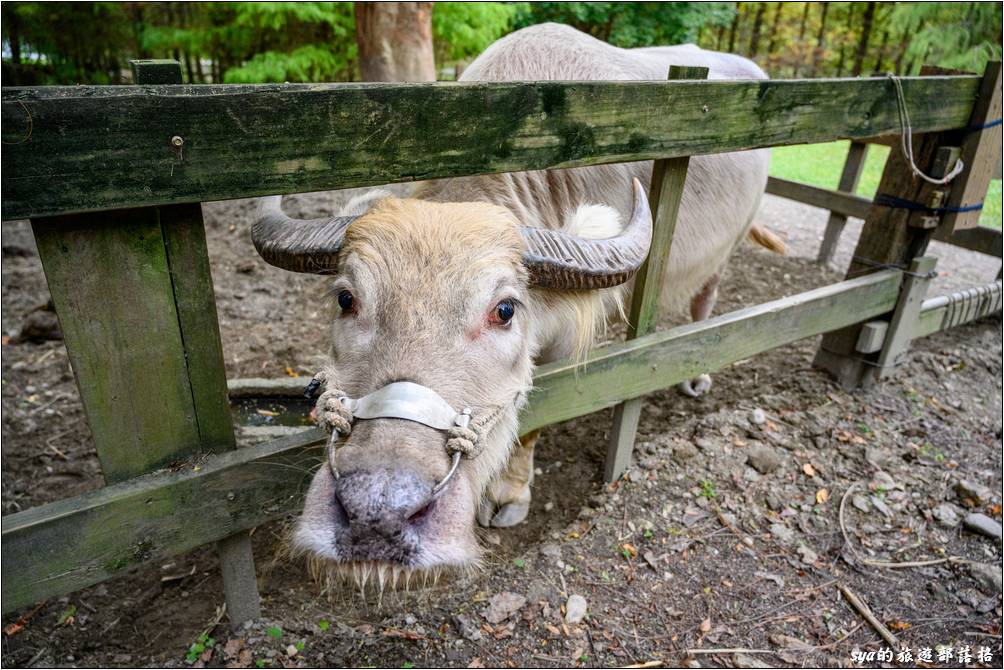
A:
[[1, 428, 326, 613], [1, 271, 903, 613], [1, 75, 980, 220], [31, 209, 202, 482]]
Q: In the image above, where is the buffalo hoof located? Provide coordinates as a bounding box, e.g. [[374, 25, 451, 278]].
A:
[[477, 499, 530, 528], [678, 373, 712, 397]]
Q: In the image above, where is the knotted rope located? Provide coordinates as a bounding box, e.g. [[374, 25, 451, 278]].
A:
[[887, 73, 965, 185]]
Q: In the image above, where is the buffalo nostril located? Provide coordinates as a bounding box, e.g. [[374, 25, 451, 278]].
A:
[[406, 497, 437, 525]]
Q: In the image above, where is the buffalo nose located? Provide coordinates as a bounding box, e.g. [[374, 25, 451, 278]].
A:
[[334, 469, 434, 540]]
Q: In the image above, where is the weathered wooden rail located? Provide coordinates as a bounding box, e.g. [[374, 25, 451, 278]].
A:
[[2, 61, 1001, 619]]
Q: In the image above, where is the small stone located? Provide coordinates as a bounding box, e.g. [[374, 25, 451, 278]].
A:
[[796, 544, 818, 565], [672, 442, 699, 463], [694, 437, 716, 451], [543, 501, 554, 512], [765, 493, 784, 511], [539, 542, 561, 559], [864, 446, 891, 466], [955, 480, 993, 505], [749, 408, 767, 425], [932, 503, 960, 528], [564, 594, 588, 624], [452, 614, 483, 641], [404, 614, 417, 625], [285, 645, 298, 657], [851, 495, 871, 513], [769, 523, 795, 544], [734, 653, 770, 668], [746, 443, 781, 474], [963, 513, 1003, 540], [969, 563, 1003, 594]]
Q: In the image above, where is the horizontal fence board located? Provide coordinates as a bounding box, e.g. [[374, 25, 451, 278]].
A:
[[915, 280, 1003, 338], [1, 428, 327, 613], [1, 270, 901, 612], [520, 270, 902, 431], [765, 176, 873, 219], [1, 76, 979, 220]]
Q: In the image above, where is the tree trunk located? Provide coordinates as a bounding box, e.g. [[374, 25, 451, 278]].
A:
[[873, 29, 889, 75], [811, 2, 829, 77], [355, 1, 436, 82], [766, 3, 785, 60], [715, 23, 726, 50], [748, 2, 767, 58], [727, 5, 741, 53], [798, 2, 810, 41], [836, 2, 856, 77], [851, 2, 876, 77]]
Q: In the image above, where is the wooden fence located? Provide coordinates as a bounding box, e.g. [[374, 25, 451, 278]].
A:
[[2, 60, 1001, 621]]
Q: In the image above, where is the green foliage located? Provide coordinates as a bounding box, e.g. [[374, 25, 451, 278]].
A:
[[888, 2, 1003, 75], [769, 141, 1002, 230], [513, 2, 735, 47], [266, 625, 283, 639], [185, 633, 215, 664], [433, 2, 521, 63]]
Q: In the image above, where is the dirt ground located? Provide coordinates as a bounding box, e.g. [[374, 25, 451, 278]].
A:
[[2, 191, 1001, 669]]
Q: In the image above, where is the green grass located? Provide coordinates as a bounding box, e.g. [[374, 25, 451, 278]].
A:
[[769, 141, 1002, 230]]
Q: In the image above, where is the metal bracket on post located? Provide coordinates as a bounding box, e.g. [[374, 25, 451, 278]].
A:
[[604, 65, 708, 483], [861, 256, 938, 387]]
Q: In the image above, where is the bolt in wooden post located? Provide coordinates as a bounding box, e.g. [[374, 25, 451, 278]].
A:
[[604, 65, 708, 483], [817, 141, 868, 265]]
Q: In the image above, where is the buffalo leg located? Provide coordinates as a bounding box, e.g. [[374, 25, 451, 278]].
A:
[[678, 273, 720, 397], [477, 430, 540, 528]]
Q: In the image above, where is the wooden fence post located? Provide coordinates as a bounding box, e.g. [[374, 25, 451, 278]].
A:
[[131, 59, 263, 625], [817, 141, 868, 265], [604, 65, 708, 482], [814, 63, 998, 389], [30, 59, 261, 624]]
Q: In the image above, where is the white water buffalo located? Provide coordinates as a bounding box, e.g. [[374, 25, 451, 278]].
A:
[[251, 24, 779, 585]]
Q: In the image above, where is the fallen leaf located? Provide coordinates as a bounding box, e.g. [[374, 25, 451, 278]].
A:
[[802, 463, 816, 477], [699, 618, 712, 633], [888, 621, 911, 631], [284, 366, 299, 378], [222, 638, 245, 659], [816, 488, 829, 504], [621, 543, 637, 559], [467, 659, 486, 669], [256, 409, 279, 417], [482, 592, 526, 624], [1, 335, 9, 345]]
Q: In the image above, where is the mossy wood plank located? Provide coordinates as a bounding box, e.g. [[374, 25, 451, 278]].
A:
[[132, 58, 261, 624], [161, 203, 235, 452], [31, 210, 202, 482], [0, 270, 901, 613], [1, 428, 327, 614], [1, 75, 980, 220], [522, 270, 901, 432]]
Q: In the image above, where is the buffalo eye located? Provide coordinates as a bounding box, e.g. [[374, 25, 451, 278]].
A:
[[492, 299, 516, 326], [337, 290, 355, 313]]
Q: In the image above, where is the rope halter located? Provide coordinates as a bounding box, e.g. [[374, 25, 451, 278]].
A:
[[307, 373, 507, 494]]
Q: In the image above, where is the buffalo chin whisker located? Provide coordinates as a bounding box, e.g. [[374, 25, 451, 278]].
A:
[[302, 556, 473, 605]]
